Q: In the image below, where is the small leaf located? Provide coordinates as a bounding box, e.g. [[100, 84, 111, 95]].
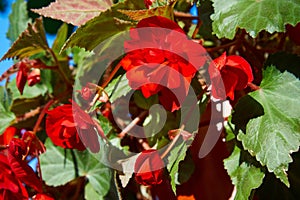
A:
[[118, 1, 175, 21], [211, 0, 300, 39], [7, 0, 30, 43], [1, 18, 49, 61], [224, 146, 265, 200], [237, 66, 300, 186], [62, 0, 146, 51], [32, 0, 113, 26], [52, 23, 69, 57], [107, 74, 132, 102], [167, 136, 192, 194], [134, 90, 159, 110]]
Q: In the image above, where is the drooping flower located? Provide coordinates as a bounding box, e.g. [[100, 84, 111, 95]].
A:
[[46, 101, 104, 153], [134, 149, 164, 186], [121, 16, 206, 112], [0, 126, 17, 146], [15, 59, 44, 94], [209, 52, 253, 100]]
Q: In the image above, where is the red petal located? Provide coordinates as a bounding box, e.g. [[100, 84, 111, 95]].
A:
[[16, 66, 27, 95], [7, 152, 43, 193], [0, 126, 17, 145], [33, 193, 55, 200]]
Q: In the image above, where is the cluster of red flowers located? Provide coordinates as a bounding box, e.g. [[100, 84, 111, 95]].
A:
[[121, 16, 206, 112]]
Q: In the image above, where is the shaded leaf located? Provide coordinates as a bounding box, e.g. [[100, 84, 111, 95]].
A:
[[62, 0, 146, 51], [211, 0, 300, 39], [7, 0, 30, 43], [32, 0, 113, 26], [52, 23, 69, 58], [237, 66, 300, 186], [0, 87, 15, 134], [224, 146, 265, 200], [1, 18, 49, 61]]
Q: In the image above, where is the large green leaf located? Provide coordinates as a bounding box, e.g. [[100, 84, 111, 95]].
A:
[[237, 66, 300, 186], [106, 74, 132, 102], [224, 146, 265, 200], [6, 0, 30, 43], [40, 139, 75, 186], [40, 139, 112, 196], [32, 0, 113, 26], [1, 18, 49, 61], [211, 0, 300, 39], [0, 87, 15, 134], [62, 0, 146, 51]]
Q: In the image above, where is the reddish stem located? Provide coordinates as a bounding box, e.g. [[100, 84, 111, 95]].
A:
[[32, 99, 55, 134], [247, 82, 260, 91]]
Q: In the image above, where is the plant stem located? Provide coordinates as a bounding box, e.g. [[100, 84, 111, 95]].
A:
[[206, 40, 240, 53], [118, 111, 148, 138], [101, 62, 122, 88], [247, 82, 260, 91], [32, 99, 55, 134], [48, 48, 73, 87], [160, 124, 185, 159]]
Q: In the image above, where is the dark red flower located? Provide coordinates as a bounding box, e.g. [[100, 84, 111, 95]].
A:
[[134, 149, 164, 186], [0, 142, 43, 200], [209, 52, 253, 100], [27, 68, 41, 86], [46, 101, 103, 153], [121, 16, 206, 112], [22, 131, 46, 156]]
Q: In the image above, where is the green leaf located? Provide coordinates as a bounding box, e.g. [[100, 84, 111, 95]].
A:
[[211, 0, 300, 39], [52, 23, 69, 58], [6, 0, 30, 43], [224, 146, 265, 200], [237, 66, 300, 186], [1, 18, 49, 61], [167, 136, 191, 194], [118, 1, 175, 21], [143, 104, 167, 138], [41, 138, 112, 195], [76, 150, 112, 197], [106, 74, 132, 102], [40, 139, 75, 186], [0, 87, 15, 134], [62, 0, 146, 51], [32, 0, 113, 26]]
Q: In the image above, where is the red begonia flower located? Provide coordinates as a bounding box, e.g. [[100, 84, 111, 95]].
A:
[[46, 101, 103, 153], [209, 52, 253, 100], [121, 16, 206, 112], [15, 59, 44, 94], [134, 149, 164, 186], [22, 131, 46, 156]]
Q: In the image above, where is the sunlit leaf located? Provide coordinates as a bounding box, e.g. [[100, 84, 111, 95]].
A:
[[1, 18, 49, 61], [0, 87, 15, 134], [211, 0, 300, 39], [32, 0, 113, 26], [237, 66, 300, 186], [118, 1, 175, 21]]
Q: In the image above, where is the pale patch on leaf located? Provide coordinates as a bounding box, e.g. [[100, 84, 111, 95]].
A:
[[1, 18, 49, 61], [118, 1, 176, 21], [31, 0, 113, 26]]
